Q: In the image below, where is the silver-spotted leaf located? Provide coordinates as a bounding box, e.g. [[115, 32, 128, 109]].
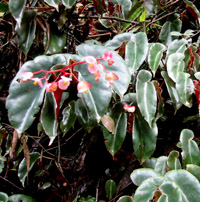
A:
[[130, 168, 160, 186], [148, 43, 166, 76], [9, 0, 26, 26], [180, 129, 200, 168], [136, 70, 157, 127], [125, 32, 148, 73], [176, 72, 194, 108], [167, 53, 185, 83], [161, 71, 182, 111]]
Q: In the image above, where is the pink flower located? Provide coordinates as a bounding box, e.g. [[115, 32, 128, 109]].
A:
[[123, 104, 136, 113], [32, 78, 43, 88], [94, 69, 101, 81], [46, 82, 58, 92], [77, 81, 92, 93], [22, 72, 33, 82], [85, 56, 98, 74], [58, 76, 72, 90], [105, 72, 119, 85], [103, 52, 114, 65]]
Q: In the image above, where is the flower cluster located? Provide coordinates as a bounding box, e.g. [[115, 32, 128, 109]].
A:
[[21, 52, 118, 93]]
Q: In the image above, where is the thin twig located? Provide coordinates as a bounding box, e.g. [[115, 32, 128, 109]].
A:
[[146, 10, 177, 27], [78, 15, 140, 25], [0, 176, 24, 191]]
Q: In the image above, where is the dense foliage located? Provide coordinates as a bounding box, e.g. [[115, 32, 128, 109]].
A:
[[0, 0, 200, 201]]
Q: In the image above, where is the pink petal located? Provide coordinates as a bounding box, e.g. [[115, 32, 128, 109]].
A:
[[88, 63, 98, 74], [85, 56, 97, 64], [77, 81, 92, 93], [123, 104, 136, 113]]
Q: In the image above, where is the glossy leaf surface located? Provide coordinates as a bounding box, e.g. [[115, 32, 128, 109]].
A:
[[133, 177, 163, 202], [6, 54, 67, 134], [159, 15, 182, 46], [180, 129, 200, 167], [165, 169, 200, 202], [40, 92, 58, 143], [117, 196, 133, 202], [161, 71, 182, 111], [125, 32, 148, 73], [105, 179, 117, 199], [186, 164, 200, 182], [154, 156, 168, 176], [176, 72, 194, 107], [148, 43, 166, 76], [76, 44, 130, 120], [9, 0, 26, 25], [62, 0, 76, 8], [8, 194, 36, 202], [167, 53, 185, 83], [60, 101, 76, 135], [44, 0, 60, 10], [105, 33, 133, 49], [132, 110, 158, 163], [136, 70, 157, 127], [0, 192, 8, 202], [117, 0, 132, 18], [15, 10, 36, 55], [167, 150, 181, 170], [167, 39, 188, 57], [103, 113, 127, 156], [18, 152, 40, 186], [130, 168, 160, 186]]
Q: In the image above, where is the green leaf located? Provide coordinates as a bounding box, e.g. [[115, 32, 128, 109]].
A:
[[44, 0, 60, 10], [167, 150, 181, 170], [194, 72, 200, 80], [125, 32, 148, 73], [76, 44, 130, 120], [139, 8, 147, 22], [130, 168, 160, 186], [180, 129, 200, 168], [161, 71, 182, 111], [148, 43, 166, 76], [176, 72, 194, 108], [184, 0, 200, 24], [158, 182, 181, 202], [61, 0, 76, 8], [75, 99, 97, 132], [0, 192, 8, 202], [132, 110, 158, 163], [15, 10, 37, 55], [103, 113, 127, 156], [60, 101, 76, 135], [136, 70, 157, 127], [159, 14, 182, 46], [186, 164, 200, 182], [6, 54, 68, 134], [117, 196, 133, 202], [167, 53, 185, 83], [165, 169, 200, 202], [116, 0, 132, 18], [9, 0, 26, 25], [167, 39, 188, 57], [8, 194, 36, 202], [105, 33, 133, 49], [0, 2, 9, 12], [122, 5, 143, 32], [144, 158, 157, 169], [40, 92, 58, 144], [18, 152, 40, 187], [133, 177, 164, 202], [101, 114, 115, 134], [105, 179, 117, 199], [44, 27, 67, 54], [154, 156, 168, 176]]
